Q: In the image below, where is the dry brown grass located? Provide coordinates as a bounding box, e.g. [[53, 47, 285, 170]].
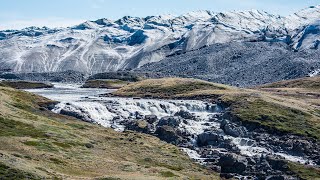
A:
[[257, 76, 320, 89], [113, 78, 235, 99]]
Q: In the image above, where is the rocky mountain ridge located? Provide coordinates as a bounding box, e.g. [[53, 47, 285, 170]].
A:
[[1, 6, 320, 74]]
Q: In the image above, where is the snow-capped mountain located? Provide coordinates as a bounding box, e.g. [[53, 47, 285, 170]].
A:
[[1, 6, 320, 74]]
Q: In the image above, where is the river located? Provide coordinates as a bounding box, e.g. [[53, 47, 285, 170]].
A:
[[25, 83, 316, 175]]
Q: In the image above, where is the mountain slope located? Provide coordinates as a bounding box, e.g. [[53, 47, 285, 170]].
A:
[[1, 6, 320, 74], [137, 41, 320, 87]]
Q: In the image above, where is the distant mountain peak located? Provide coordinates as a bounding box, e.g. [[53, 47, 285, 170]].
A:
[[0, 6, 320, 74]]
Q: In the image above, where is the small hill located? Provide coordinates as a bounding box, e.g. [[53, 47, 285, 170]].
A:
[[113, 77, 234, 99], [258, 76, 320, 89], [0, 81, 53, 89]]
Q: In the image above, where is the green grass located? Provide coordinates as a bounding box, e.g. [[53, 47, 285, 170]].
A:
[[0, 162, 40, 180], [223, 94, 320, 139], [49, 158, 65, 165], [288, 162, 320, 180], [0, 117, 45, 138], [258, 76, 320, 89], [138, 157, 184, 171], [114, 78, 230, 98], [160, 171, 177, 177], [23, 141, 57, 152]]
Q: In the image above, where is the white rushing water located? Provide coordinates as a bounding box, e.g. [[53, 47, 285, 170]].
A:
[[25, 83, 314, 165]]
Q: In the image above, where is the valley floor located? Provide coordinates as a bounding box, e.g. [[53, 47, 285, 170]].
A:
[[1, 77, 320, 179]]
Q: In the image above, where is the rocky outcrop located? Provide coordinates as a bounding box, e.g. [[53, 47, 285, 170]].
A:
[[174, 110, 196, 120], [157, 116, 182, 128], [221, 120, 248, 137], [218, 153, 248, 174], [155, 125, 185, 145]]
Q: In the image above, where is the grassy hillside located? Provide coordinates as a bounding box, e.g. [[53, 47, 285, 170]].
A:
[[258, 76, 320, 89], [113, 78, 235, 99], [0, 81, 53, 89], [0, 86, 218, 179]]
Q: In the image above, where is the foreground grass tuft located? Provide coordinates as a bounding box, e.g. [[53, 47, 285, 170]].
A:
[[0, 162, 39, 179], [0, 117, 45, 138], [288, 162, 320, 179]]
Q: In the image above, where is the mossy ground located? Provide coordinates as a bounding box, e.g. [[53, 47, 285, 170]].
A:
[[221, 94, 320, 139], [0, 86, 218, 179], [288, 162, 320, 180], [0, 162, 40, 179]]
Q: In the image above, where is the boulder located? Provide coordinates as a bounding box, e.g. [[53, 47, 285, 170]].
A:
[[126, 120, 151, 134], [60, 108, 93, 123], [265, 175, 286, 180], [221, 120, 248, 137], [157, 116, 181, 128], [174, 110, 195, 120], [197, 132, 222, 146], [218, 153, 248, 174], [145, 115, 158, 124], [134, 111, 144, 119], [155, 125, 183, 145]]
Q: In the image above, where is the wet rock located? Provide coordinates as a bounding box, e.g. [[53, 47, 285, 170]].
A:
[[60, 108, 92, 122], [134, 111, 144, 119], [221, 120, 248, 137], [197, 132, 222, 146], [145, 115, 158, 124], [218, 153, 248, 174], [267, 156, 289, 172], [157, 116, 181, 128], [209, 165, 221, 172], [126, 120, 151, 134], [174, 110, 195, 120], [265, 175, 287, 180], [155, 125, 183, 145]]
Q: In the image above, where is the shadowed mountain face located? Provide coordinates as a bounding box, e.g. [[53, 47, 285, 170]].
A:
[[136, 42, 320, 87], [1, 6, 320, 75]]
